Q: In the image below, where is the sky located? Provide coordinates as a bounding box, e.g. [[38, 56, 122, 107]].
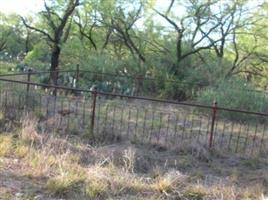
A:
[[0, 0, 262, 16], [0, 0, 171, 29], [0, 0, 171, 16], [0, 0, 168, 15], [0, 0, 43, 16]]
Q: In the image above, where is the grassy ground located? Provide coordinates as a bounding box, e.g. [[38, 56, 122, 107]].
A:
[[0, 117, 267, 200]]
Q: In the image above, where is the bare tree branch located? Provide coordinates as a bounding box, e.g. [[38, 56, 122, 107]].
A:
[[20, 16, 55, 42], [166, 0, 175, 15]]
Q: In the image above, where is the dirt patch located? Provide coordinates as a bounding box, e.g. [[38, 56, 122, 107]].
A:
[[0, 157, 53, 200]]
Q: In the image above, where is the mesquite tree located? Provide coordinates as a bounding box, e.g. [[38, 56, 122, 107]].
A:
[[21, 0, 80, 91]]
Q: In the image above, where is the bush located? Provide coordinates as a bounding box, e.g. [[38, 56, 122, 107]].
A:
[[197, 78, 268, 121]]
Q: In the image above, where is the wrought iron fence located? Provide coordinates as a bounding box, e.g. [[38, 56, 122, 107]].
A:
[[0, 77, 267, 159]]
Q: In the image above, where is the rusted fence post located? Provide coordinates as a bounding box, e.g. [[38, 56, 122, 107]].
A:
[[209, 100, 217, 148], [26, 68, 32, 108], [91, 86, 98, 136]]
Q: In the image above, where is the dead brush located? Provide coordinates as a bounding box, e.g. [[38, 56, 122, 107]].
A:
[[172, 136, 211, 161], [19, 114, 42, 145], [122, 147, 136, 173], [151, 169, 188, 197]]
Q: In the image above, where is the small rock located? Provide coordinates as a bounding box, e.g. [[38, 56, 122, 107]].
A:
[[15, 192, 24, 198], [227, 156, 240, 167], [34, 194, 44, 200]]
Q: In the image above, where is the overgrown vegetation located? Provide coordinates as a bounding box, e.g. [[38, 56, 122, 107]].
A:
[[1, 0, 268, 102], [197, 78, 268, 121]]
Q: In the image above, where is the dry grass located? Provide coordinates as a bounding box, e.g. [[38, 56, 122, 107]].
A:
[[0, 134, 13, 157], [0, 116, 267, 199]]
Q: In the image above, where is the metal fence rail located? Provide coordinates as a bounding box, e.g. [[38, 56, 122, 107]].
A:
[[0, 78, 267, 159]]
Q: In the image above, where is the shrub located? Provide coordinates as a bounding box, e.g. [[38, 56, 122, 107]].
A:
[[197, 78, 268, 121]]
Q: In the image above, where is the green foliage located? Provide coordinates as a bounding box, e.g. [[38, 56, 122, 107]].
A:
[[23, 42, 50, 71], [0, 0, 268, 110], [24, 42, 50, 65], [197, 78, 268, 121], [0, 61, 17, 73], [0, 13, 27, 58]]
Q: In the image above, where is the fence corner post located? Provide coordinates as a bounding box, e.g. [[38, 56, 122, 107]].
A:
[[209, 100, 217, 149], [91, 85, 98, 137]]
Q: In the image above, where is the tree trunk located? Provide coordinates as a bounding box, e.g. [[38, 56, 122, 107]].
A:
[[50, 44, 61, 96], [173, 32, 183, 76]]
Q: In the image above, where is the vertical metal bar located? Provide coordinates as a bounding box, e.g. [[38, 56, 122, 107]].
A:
[[45, 95, 50, 131], [209, 101, 217, 148], [32, 92, 36, 112], [82, 97, 86, 127], [39, 93, 42, 117], [91, 88, 97, 135], [228, 122, 235, 151], [18, 92, 22, 110], [220, 120, 227, 147], [111, 105, 116, 138], [213, 117, 219, 143], [181, 113, 187, 140], [53, 70, 58, 97], [59, 98, 63, 127], [259, 124, 266, 155], [76, 64, 79, 89], [26, 68, 32, 109], [26, 68, 32, 93], [243, 123, 250, 154], [149, 110, 155, 141], [127, 109, 131, 138], [103, 105, 109, 138], [142, 109, 147, 138], [75, 98, 78, 117], [52, 95, 57, 117], [261, 93, 265, 112], [96, 101, 101, 135], [189, 113, 194, 139], [134, 107, 139, 140], [197, 115, 203, 143], [119, 106, 124, 135], [235, 123, 243, 153], [157, 112, 163, 142], [66, 99, 71, 132], [165, 114, 170, 144], [173, 114, 179, 143], [251, 122, 258, 155], [46, 95, 49, 119], [206, 112, 211, 136]]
